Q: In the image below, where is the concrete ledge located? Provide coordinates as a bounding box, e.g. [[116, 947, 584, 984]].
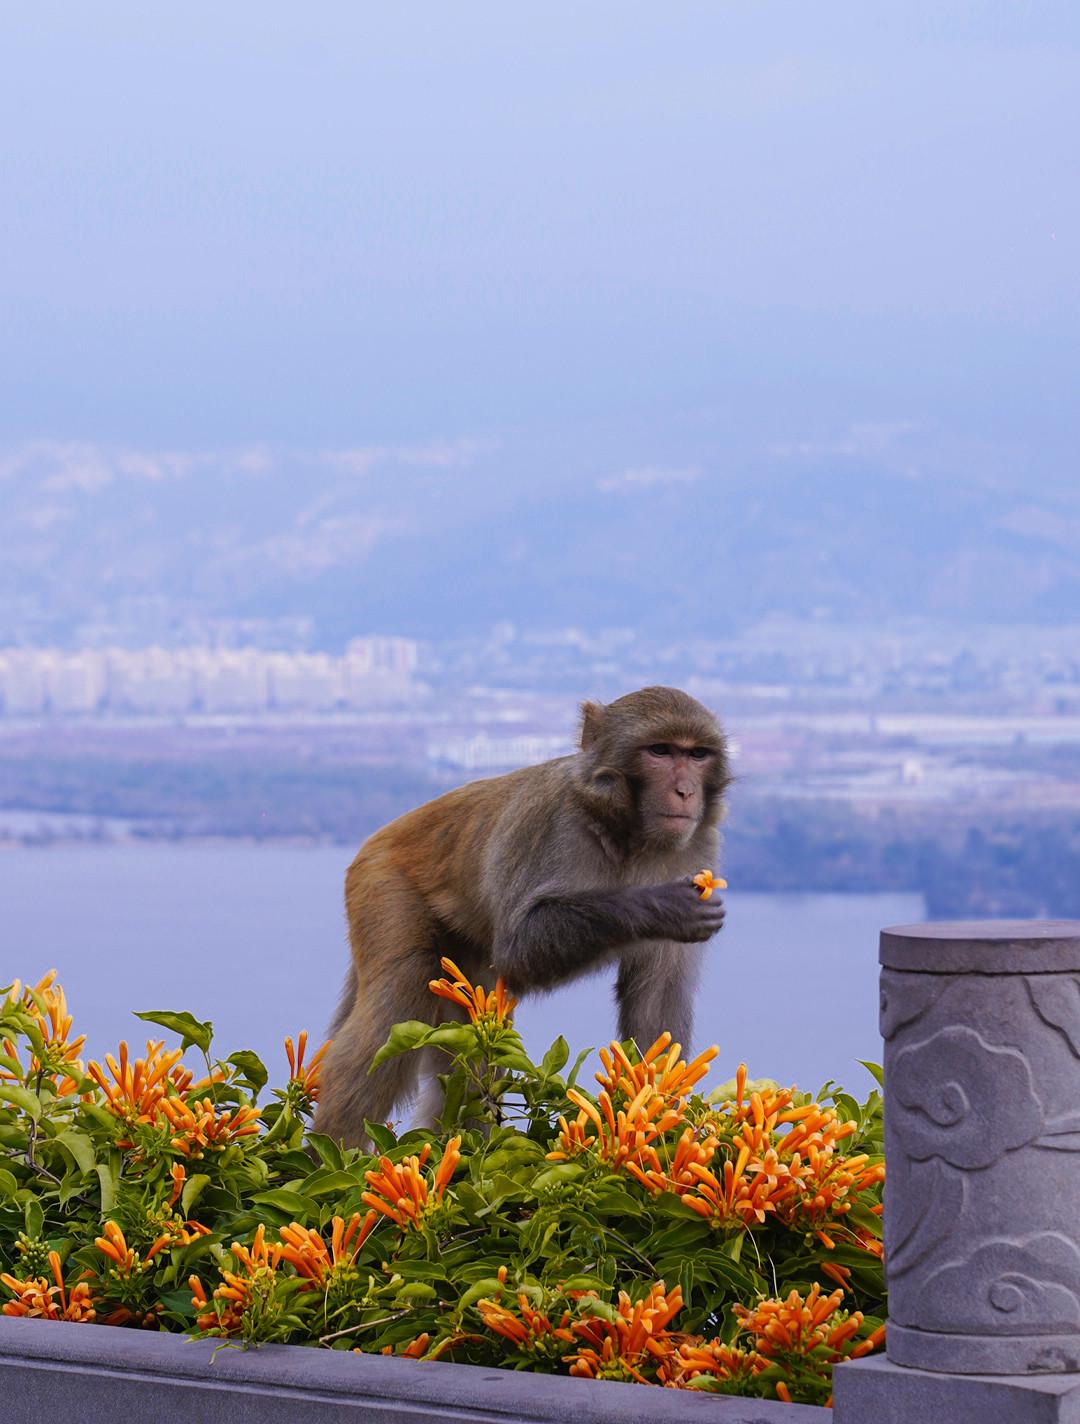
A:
[[834, 1355, 1080, 1424], [0, 1317, 821, 1423]]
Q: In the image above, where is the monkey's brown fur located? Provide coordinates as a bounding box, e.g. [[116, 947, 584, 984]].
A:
[[315, 686, 730, 1145]]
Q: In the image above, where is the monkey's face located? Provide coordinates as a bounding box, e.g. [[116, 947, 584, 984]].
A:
[[635, 740, 719, 844]]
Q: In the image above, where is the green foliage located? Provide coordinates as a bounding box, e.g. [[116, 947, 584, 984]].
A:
[[0, 970, 885, 1405]]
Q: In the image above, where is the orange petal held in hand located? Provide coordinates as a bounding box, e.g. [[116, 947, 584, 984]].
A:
[[693, 870, 728, 900]]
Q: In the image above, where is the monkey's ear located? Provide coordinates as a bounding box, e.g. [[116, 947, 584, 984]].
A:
[[579, 701, 606, 753]]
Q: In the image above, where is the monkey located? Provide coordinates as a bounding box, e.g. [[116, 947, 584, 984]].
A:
[[314, 686, 730, 1147]]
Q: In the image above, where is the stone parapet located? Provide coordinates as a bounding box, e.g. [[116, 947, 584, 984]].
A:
[[0, 1315, 819, 1423]]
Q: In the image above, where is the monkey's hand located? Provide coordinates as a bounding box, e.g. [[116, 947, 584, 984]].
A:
[[637, 878, 727, 943]]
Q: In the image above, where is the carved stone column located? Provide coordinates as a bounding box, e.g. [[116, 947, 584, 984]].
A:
[[880, 920, 1080, 1375], [834, 922, 1080, 1422]]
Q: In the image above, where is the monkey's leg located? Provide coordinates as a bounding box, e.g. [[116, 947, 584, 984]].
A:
[[314, 880, 439, 1148], [616, 942, 704, 1053]]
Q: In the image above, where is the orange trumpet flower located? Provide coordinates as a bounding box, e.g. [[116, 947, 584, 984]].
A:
[[692, 870, 727, 900], [156, 1096, 260, 1157], [361, 1136, 462, 1228], [2, 1250, 96, 1323], [86, 1039, 186, 1127], [428, 958, 517, 1025], [277, 1211, 380, 1286], [566, 1282, 684, 1384], [284, 1031, 330, 1100], [596, 1033, 717, 1104]]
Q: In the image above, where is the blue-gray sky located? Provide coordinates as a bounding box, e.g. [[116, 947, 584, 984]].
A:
[[3, 3, 1078, 487]]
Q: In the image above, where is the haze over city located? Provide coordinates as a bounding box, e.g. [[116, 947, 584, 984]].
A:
[[2, 3, 1078, 916]]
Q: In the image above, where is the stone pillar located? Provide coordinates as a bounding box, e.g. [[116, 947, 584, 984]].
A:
[[835, 920, 1080, 1424]]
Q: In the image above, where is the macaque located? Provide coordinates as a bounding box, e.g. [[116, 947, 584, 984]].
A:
[[315, 686, 730, 1146]]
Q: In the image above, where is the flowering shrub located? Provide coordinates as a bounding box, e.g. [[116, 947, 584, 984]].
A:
[[0, 966, 884, 1407]]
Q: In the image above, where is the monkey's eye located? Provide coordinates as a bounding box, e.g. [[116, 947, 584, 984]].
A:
[[646, 743, 672, 757], [688, 748, 713, 761]]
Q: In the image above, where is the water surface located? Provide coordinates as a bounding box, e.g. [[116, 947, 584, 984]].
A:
[[0, 843, 921, 1102]]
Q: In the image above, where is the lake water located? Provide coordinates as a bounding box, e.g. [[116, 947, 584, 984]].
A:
[[0, 843, 922, 1102]]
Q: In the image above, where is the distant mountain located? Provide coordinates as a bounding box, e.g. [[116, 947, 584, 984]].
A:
[[2, 437, 1078, 645]]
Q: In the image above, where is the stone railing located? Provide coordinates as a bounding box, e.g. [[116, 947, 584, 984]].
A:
[[3, 919, 1080, 1422]]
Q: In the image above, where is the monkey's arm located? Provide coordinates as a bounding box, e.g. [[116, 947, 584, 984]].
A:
[[493, 880, 724, 991]]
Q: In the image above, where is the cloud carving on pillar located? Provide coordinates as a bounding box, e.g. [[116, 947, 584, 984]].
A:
[[891, 1026, 1043, 1170], [1027, 976, 1080, 1059], [879, 969, 947, 1041], [917, 1234, 1080, 1336]]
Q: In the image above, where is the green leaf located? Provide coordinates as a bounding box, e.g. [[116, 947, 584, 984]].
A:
[[97, 1155, 120, 1214], [457, 1276, 512, 1312], [274, 1149, 324, 1176], [134, 1009, 213, 1053], [0, 1167, 17, 1198], [157, 1287, 197, 1318], [370, 1020, 433, 1069], [305, 1133, 344, 1170], [592, 1186, 640, 1215], [678, 1255, 695, 1307], [858, 1060, 885, 1087], [251, 1188, 314, 1221], [530, 1162, 584, 1192], [299, 1168, 362, 1200], [78, 1102, 118, 1134], [0, 1084, 41, 1119], [566, 1047, 592, 1090], [437, 1066, 468, 1130], [422, 1023, 475, 1056], [487, 1042, 534, 1073], [182, 1172, 212, 1216], [55, 1129, 96, 1176], [24, 1197, 43, 1237], [541, 1036, 569, 1076], [363, 1119, 398, 1153], [227, 1050, 268, 1093], [389, 1260, 451, 1284]]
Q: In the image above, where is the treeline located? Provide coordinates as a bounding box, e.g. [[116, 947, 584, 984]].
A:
[[728, 799, 1080, 918]]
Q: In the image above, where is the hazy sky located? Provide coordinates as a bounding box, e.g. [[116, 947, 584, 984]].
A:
[[3, 3, 1078, 487]]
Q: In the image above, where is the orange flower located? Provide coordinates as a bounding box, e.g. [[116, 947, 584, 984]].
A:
[[277, 1211, 380, 1285], [703, 1064, 884, 1248], [190, 1224, 283, 1337], [2, 973, 86, 1094], [156, 1096, 260, 1157], [386, 1332, 431, 1358], [734, 1283, 885, 1367], [625, 1124, 719, 1195], [2, 1250, 96, 1323], [168, 1162, 186, 1209], [596, 1033, 718, 1105], [361, 1136, 462, 1228], [96, 1219, 186, 1274], [681, 1143, 797, 1228], [660, 1338, 766, 1389], [285, 1031, 330, 1101], [566, 1282, 684, 1384], [428, 957, 517, 1025], [86, 1039, 186, 1128], [3, 970, 59, 1009], [547, 1083, 685, 1171], [692, 870, 727, 900], [478, 1294, 576, 1353], [95, 1221, 140, 1276]]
